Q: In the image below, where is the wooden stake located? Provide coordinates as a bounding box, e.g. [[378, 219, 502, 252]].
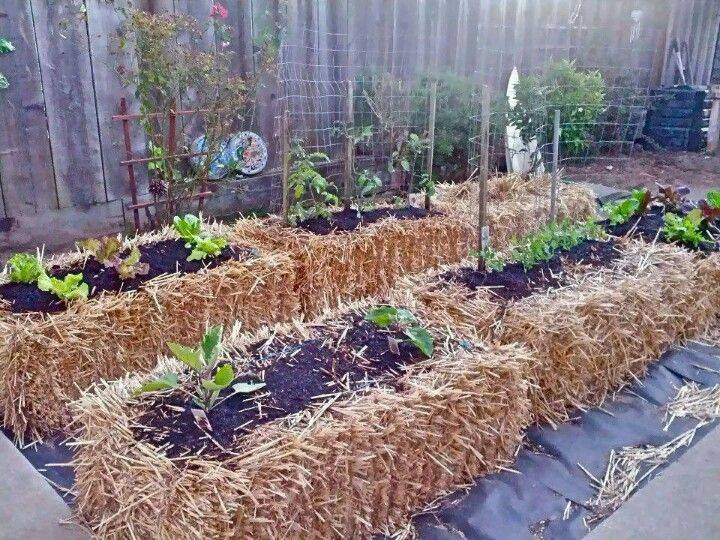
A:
[[425, 80, 438, 211], [281, 110, 291, 223], [708, 85, 720, 155], [166, 105, 177, 220], [477, 85, 490, 272], [344, 79, 355, 210], [119, 98, 141, 231], [549, 109, 561, 223]]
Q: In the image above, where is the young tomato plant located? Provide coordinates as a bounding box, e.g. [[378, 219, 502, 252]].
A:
[[173, 214, 228, 262], [662, 210, 710, 248], [6, 253, 45, 284], [353, 169, 382, 212], [288, 143, 338, 224], [470, 247, 506, 273], [365, 306, 434, 357], [137, 325, 265, 413]]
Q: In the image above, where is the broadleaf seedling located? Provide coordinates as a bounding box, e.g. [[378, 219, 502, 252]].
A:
[[173, 214, 229, 262], [365, 306, 434, 357], [7, 253, 45, 284]]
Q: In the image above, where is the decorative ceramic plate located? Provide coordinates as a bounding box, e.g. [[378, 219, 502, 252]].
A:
[[190, 135, 229, 180], [224, 131, 268, 176]]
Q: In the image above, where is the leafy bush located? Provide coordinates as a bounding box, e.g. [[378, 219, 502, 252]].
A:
[[365, 306, 434, 357], [38, 273, 89, 303], [662, 210, 709, 248], [7, 254, 45, 284], [288, 143, 338, 224], [602, 189, 651, 226], [137, 325, 265, 412], [508, 60, 606, 156], [173, 214, 228, 262], [510, 219, 604, 270]]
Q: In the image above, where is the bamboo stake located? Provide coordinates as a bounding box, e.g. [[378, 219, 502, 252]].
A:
[[549, 109, 561, 223], [344, 80, 355, 210], [425, 80, 438, 211], [281, 110, 291, 223], [477, 85, 491, 272]]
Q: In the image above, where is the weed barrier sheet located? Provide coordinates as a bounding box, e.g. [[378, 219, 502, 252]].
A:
[[413, 342, 720, 540]]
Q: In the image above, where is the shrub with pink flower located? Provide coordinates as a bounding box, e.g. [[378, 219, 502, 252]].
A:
[[210, 3, 228, 19]]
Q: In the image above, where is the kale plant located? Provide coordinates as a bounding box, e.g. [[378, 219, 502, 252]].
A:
[[137, 325, 265, 413]]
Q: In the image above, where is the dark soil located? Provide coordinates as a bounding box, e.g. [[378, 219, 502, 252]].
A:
[[0, 239, 250, 314], [297, 206, 436, 235], [445, 239, 622, 302], [605, 207, 720, 253], [133, 315, 429, 460]]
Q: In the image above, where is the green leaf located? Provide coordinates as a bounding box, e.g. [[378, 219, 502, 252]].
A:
[[173, 214, 202, 241], [365, 306, 398, 328], [0, 72, 8, 90], [37, 273, 89, 302], [201, 325, 223, 363], [395, 308, 418, 326], [0, 38, 14, 54], [134, 373, 179, 396], [687, 208, 704, 226], [707, 190, 720, 209], [404, 326, 434, 357], [400, 160, 411, 172], [167, 342, 203, 372], [201, 363, 235, 391], [232, 381, 267, 394], [7, 253, 44, 284]]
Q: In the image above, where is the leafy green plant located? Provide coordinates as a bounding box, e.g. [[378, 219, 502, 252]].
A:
[[7, 253, 45, 284], [353, 169, 382, 211], [365, 306, 434, 357], [78, 237, 150, 280], [509, 60, 606, 156], [38, 273, 89, 303], [0, 36, 14, 90], [288, 143, 338, 224], [470, 247, 506, 273], [173, 214, 228, 261], [510, 219, 604, 270], [662, 210, 710, 248], [602, 189, 652, 226], [706, 190, 720, 209], [137, 325, 265, 412]]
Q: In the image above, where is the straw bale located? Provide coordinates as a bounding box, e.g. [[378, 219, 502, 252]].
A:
[[433, 174, 597, 252], [0, 237, 298, 441], [231, 213, 474, 318], [70, 307, 531, 539], [499, 242, 718, 425]]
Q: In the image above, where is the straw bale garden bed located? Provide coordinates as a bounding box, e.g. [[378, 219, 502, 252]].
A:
[[71, 303, 531, 538], [0, 217, 298, 440]]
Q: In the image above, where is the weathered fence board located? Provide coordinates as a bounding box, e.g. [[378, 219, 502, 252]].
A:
[[0, 0, 58, 217], [1, 0, 719, 255], [30, 0, 106, 209]]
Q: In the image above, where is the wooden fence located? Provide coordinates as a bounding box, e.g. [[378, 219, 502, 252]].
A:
[[0, 0, 719, 255]]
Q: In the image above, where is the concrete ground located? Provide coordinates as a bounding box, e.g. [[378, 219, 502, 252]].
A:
[[0, 433, 87, 540], [588, 423, 720, 540]]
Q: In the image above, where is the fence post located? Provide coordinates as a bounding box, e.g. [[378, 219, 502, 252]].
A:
[[344, 79, 355, 210], [549, 109, 561, 223], [477, 85, 491, 272], [425, 79, 438, 211], [281, 110, 291, 223]]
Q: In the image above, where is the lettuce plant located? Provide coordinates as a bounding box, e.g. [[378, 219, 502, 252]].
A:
[[37, 273, 89, 303], [365, 306, 434, 357], [7, 253, 45, 284], [602, 189, 651, 226], [78, 237, 150, 280], [662, 210, 710, 248], [173, 214, 228, 262], [699, 190, 720, 222], [137, 325, 265, 412]]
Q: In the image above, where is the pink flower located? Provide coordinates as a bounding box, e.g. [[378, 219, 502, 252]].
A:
[[210, 2, 229, 19]]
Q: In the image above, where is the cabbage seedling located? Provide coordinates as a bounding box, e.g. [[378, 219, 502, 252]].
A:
[[365, 306, 434, 357]]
